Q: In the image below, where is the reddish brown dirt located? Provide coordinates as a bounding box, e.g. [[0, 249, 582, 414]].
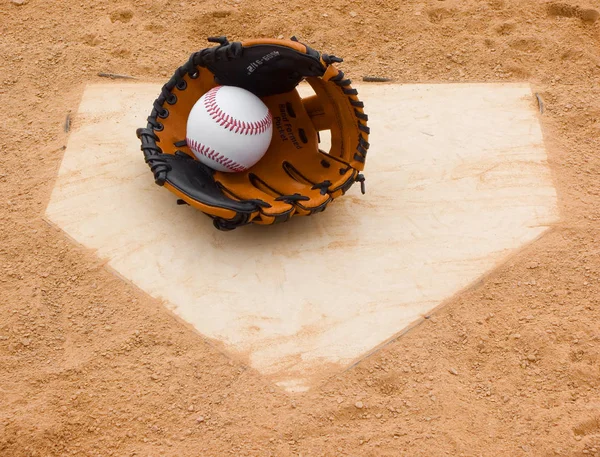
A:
[[1, 0, 599, 456]]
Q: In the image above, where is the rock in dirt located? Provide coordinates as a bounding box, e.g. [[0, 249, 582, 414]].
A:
[[579, 8, 599, 23], [109, 9, 134, 23], [355, 401, 364, 409], [546, 3, 599, 23], [547, 3, 578, 17], [11, 0, 26, 5]]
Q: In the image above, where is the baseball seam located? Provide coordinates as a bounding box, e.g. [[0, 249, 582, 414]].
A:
[[204, 86, 273, 135], [186, 137, 247, 172]]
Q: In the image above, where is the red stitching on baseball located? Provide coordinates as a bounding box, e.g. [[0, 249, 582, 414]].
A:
[[204, 86, 273, 136], [186, 137, 247, 172]]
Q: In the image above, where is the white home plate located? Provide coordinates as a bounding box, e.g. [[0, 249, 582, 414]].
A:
[[46, 82, 558, 392]]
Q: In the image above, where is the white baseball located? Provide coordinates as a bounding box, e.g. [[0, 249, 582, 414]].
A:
[[186, 85, 273, 173]]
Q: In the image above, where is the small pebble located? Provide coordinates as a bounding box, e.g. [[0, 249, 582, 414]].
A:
[[196, 416, 204, 423], [355, 401, 364, 409], [104, 325, 112, 331], [449, 368, 458, 375], [11, 0, 26, 5], [188, 405, 194, 411], [212, 10, 231, 18], [580, 8, 599, 23], [527, 354, 537, 362], [349, 11, 357, 17]]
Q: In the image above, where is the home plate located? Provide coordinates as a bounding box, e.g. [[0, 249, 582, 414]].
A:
[[46, 82, 558, 392]]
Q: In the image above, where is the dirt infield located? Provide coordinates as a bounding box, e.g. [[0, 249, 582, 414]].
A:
[[1, 0, 599, 456]]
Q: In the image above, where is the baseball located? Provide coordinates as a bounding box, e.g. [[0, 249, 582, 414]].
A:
[[186, 85, 273, 173]]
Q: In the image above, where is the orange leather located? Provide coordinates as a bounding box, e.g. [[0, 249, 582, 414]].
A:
[[306, 71, 368, 171], [242, 39, 307, 54], [302, 94, 329, 132]]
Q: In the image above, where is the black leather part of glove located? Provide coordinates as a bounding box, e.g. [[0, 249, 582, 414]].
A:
[[161, 153, 260, 214], [203, 44, 326, 98]]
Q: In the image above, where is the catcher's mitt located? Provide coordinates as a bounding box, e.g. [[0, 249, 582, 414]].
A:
[[136, 36, 370, 231]]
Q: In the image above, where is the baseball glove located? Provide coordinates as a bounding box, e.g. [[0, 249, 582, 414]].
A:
[[136, 36, 370, 231]]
